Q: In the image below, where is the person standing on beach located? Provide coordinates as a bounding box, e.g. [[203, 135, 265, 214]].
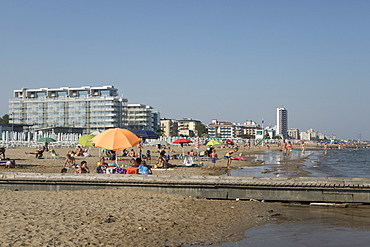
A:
[[287, 141, 293, 155], [324, 143, 328, 154], [0, 147, 6, 159], [281, 140, 287, 156], [210, 149, 218, 167], [226, 148, 238, 169], [137, 143, 143, 158]]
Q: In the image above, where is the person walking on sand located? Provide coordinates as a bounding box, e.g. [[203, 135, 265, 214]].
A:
[[209, 149, 218, 167]]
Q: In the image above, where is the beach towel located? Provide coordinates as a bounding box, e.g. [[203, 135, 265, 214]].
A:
[[114, 168, 126, 174], [126, 167, 138, 174]]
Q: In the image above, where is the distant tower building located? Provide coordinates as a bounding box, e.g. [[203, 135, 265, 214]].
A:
[[277, 107, 288, 139]]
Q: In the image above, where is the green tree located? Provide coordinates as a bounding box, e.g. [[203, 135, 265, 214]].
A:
[[155, 129, 165, 137], [272, 136, 283, 139], [195, 123, 208, 137], [0, 114, 9, 124]]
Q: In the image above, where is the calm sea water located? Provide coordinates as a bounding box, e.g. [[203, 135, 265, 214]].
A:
[[229, 147, 370, 178], [216, 148, 370, 246]]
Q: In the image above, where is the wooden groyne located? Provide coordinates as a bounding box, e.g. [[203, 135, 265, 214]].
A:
[[1, 173, 370, 203]]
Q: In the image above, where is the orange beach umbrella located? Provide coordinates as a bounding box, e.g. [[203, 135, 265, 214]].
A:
[[91, 128, 142, 151]]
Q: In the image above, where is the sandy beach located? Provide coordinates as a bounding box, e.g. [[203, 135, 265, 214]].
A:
[[0, 144, 287, 246], [3, 144, 274, 175]]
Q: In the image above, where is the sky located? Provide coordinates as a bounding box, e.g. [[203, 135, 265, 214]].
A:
[[1, 0, 370, 140]]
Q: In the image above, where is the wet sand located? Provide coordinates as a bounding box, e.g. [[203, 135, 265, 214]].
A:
[[0, 144, 294, 246]]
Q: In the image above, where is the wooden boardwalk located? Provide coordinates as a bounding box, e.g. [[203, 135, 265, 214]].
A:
[[1, 173, 370, 203]]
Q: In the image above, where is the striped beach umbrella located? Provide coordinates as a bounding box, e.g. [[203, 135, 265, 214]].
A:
[[194, 137, 200, 150]]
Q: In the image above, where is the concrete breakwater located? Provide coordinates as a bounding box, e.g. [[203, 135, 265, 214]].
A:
[[1, 173, 370, 203]]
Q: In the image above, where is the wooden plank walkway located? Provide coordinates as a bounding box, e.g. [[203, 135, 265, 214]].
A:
[[1, 173, 370, 203]]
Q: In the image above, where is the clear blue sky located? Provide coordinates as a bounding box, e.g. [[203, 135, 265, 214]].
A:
[[1, 0, 370, 140]]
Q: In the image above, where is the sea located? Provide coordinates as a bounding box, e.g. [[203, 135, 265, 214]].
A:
[[208, 148, 370, 246]]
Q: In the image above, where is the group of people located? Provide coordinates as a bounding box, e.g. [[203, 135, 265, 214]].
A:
[[67, 145, 84, 156], [55, 142, 246, 174], [281, 140, 294, 156], [62, 153, 90, 173], [96, 157, 152, 175]]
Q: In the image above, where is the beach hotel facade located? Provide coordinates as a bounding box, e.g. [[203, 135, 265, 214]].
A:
[[127, 104, 160, 131], [9, 85, 159, 133]]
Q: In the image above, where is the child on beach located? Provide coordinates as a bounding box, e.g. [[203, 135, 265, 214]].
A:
[[209, 149, 218, 167], [5, 159, 15, 168], [287, 141, 293, 155], [80, 161, 90, 173]]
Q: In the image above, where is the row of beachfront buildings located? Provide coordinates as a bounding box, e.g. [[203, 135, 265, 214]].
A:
[[6, 85, 328, 140]]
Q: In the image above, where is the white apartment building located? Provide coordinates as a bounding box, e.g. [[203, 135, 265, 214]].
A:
[[300, 129, 325, 141], [287, 128, 300, 140], [235, 120, 260, 137], [276, 107, 288, 139], [127, 104, 160, 131], [207, 119, 236, 139], [9, 86, 127, 133], [177, 118, 201, 136]]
